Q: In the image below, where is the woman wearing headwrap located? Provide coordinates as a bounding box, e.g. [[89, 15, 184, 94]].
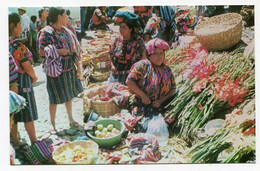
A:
[[109, 10, 146, 84], [126, 38, 176, 121], [37, 7, 83, 133], [89, 6, 110, 31], [175, 9, 198, 34], [143, 14, 161, 42]]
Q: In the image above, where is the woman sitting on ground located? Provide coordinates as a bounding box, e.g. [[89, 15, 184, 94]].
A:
[[89, 6, 110, 31], [126, 38, 176, 120]]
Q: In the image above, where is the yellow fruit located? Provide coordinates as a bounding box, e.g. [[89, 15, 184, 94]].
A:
[[107, 124, 114, 131], [97, 124, 103, 131]]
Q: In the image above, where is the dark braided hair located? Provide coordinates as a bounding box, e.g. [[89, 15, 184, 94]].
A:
[[9, 12, 20, 36], [48, 7, 65, 24]]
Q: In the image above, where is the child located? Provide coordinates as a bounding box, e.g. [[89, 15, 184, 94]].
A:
[[74, 19, 82, 41]]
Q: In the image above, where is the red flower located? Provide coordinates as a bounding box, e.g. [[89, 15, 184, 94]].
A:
[[192, 78, 209, 93], [243, 127, 255, 135], [212, 75, 248, 106], [198, 104, 203, 110]]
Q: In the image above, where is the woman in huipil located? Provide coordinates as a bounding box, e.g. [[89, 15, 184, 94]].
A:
[[38, 7, 83, 133]]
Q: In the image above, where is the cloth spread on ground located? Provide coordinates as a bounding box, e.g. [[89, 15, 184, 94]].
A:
[[127, 133, 161, 163]]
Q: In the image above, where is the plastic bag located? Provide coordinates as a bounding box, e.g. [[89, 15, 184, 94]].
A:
[[146, 114, 169, 146]]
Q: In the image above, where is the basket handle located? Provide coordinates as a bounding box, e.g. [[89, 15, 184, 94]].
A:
[[84, 98, 91, 113], [86, 98, 91, 110]]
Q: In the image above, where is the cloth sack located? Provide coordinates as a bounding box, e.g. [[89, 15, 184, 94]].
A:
[[24, 139, 54, 165]]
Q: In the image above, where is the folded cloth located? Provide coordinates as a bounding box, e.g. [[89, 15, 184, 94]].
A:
[[127, 133, 161, 163], [109, 112, 141, 131], [100, 83, 132, 108], [43, 44, 62, 77], [9, 91, 26, 114]]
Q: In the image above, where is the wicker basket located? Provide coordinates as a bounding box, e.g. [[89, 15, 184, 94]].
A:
[[90, 71, 110, 82], [194, 13, 242, 51], [91, 51, 109, 64], [83, 84, 120, 117], [52, 140, 99, 165], [82, 54, 91, 66]]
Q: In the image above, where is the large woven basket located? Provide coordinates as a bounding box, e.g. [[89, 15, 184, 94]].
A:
[[194, 13, 242, 51], [83, 84, 120, 117], [52, 140, 99, 165], [82, 54, 91, 66], [91, 70, 110, 82], [91, 51, 110, 65]]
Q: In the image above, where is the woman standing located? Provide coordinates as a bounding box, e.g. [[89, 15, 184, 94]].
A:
[[9, 12, 38, 146], [36, 8, 48, 33], [37, 7, 83, 133], [109, 11, 146, 84]]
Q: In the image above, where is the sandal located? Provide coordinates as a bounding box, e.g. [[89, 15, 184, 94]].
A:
[[48, 129, 57, 135]]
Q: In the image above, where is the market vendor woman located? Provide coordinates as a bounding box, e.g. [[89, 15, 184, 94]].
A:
[[108, 11, 146, 84], [126, 38, 176, 119], [89, 6, 109, 31]]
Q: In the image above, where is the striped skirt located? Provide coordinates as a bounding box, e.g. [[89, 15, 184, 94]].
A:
[[46, 67, 83, 104], [14, 73, 38, 123]]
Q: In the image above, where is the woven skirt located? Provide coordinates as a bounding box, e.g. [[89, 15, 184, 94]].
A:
[[46, 68, 83, 104], [14, 73, 38, 123]]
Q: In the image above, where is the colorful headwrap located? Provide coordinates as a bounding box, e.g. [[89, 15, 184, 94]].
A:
[[114, 10, 143, 34], [143, 16, 161, 35], [175, 9, 198, 33], [145, 38, 170, 55]]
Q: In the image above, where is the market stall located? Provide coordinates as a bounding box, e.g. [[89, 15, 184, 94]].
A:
[[16, 11, 255, 165]]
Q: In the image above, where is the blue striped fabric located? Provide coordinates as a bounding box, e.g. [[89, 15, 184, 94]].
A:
[[160, 6, 176, 22], [14, 73, 38, 123], [9, 91, 26, 114], [159, 6, 177, 32]]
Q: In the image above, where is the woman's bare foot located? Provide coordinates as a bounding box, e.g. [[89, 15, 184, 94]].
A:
[[69, 120, 79, 127]]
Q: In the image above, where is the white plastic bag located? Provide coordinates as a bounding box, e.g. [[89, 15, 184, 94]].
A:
[[146, 114, 169, 146]]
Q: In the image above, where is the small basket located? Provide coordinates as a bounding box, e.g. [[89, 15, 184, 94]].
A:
[[52, 140, 99, 165], [91, 51, 110, 64], [83, 84, 120, 117], [194, 13, 242, 51], [90, 68, 110, 82]]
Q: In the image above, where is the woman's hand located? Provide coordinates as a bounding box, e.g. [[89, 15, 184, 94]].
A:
[[32, 76, 38, 84], [10, 84, 19, 93], [38, 49, 45, 57], [76, 68, 84, 81], [152, 99, 162, 108], [141, 93, 151, 105], [58, 49, 70, 56], [111, 65, 117, 72]]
